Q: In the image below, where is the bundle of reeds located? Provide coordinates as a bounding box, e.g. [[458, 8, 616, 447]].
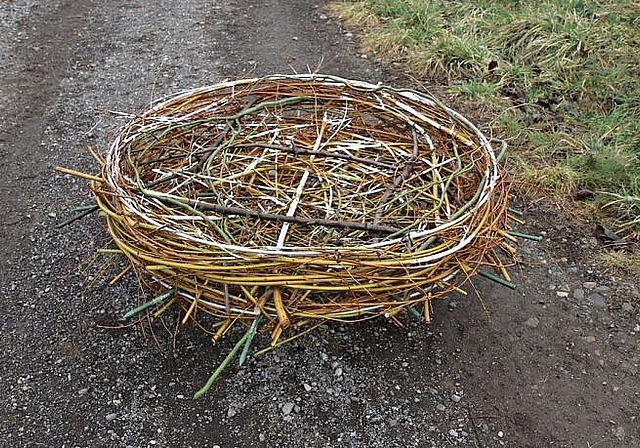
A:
[[86, 73, 517, 352]]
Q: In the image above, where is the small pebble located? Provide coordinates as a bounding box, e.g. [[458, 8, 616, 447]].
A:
[[498, 430, 504, 437], [436, 403, 446, 412], [613, 426, 625, 441], [587, 293, 606, 307], [449, 429, 458, 437], [451, 394, 462, 403], [525, 317, 539, 328], [303, 383, 312, 392], [585, 335, 596, 343], [227, 408, 237, 418], [282, 402, 295, 416], [106, 413, 117, 422]]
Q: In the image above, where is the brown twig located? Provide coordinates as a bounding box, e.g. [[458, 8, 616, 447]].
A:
[[56, 205, 99, 228], [373, 128, 420, 225], [150, 193, 401, 234]]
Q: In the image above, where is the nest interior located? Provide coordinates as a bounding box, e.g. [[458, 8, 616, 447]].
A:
[[93, 74, 514, 341]]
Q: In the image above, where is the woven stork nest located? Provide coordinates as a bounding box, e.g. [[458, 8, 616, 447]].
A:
[[91, 74, 515, 344]]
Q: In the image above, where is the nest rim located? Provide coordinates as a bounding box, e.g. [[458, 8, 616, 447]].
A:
[[91, 73, 512, 325]]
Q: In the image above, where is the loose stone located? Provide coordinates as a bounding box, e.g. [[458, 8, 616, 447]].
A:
[[282, 402, 295, 416], [525, 317, 540, 328], [587, 293, 606, 307]]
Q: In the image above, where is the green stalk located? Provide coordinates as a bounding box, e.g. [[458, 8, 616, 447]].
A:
[[493, 138, 507, 162], [123, 288, 175, 319], [406, 305, 422, 320], [506, 230, 542, 241], [478, 270, 516, 289], [239, 315, 262, 366], [193, 328, 252, 399], [507, 207, 524, 217]]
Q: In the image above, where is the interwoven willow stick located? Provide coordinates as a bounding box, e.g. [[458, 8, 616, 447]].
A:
[[90, 73, 514, 342]]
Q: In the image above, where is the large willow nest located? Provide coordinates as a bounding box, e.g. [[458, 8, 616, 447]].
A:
[[92, 74, 514, 341]]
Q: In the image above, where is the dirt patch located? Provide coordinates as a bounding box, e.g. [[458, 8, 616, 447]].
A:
[[1, 0, 638, 447]]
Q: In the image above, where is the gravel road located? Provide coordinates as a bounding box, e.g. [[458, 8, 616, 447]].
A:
[[1, 1, 639, 447]]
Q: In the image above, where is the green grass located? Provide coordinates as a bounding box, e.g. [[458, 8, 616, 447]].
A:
[[331, 0, 640, 233]]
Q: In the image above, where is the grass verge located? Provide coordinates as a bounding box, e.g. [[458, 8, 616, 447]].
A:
[[330, 0, 640, 235]]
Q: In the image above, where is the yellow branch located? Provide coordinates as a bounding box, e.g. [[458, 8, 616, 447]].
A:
[[55, 166, 103, 182]]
